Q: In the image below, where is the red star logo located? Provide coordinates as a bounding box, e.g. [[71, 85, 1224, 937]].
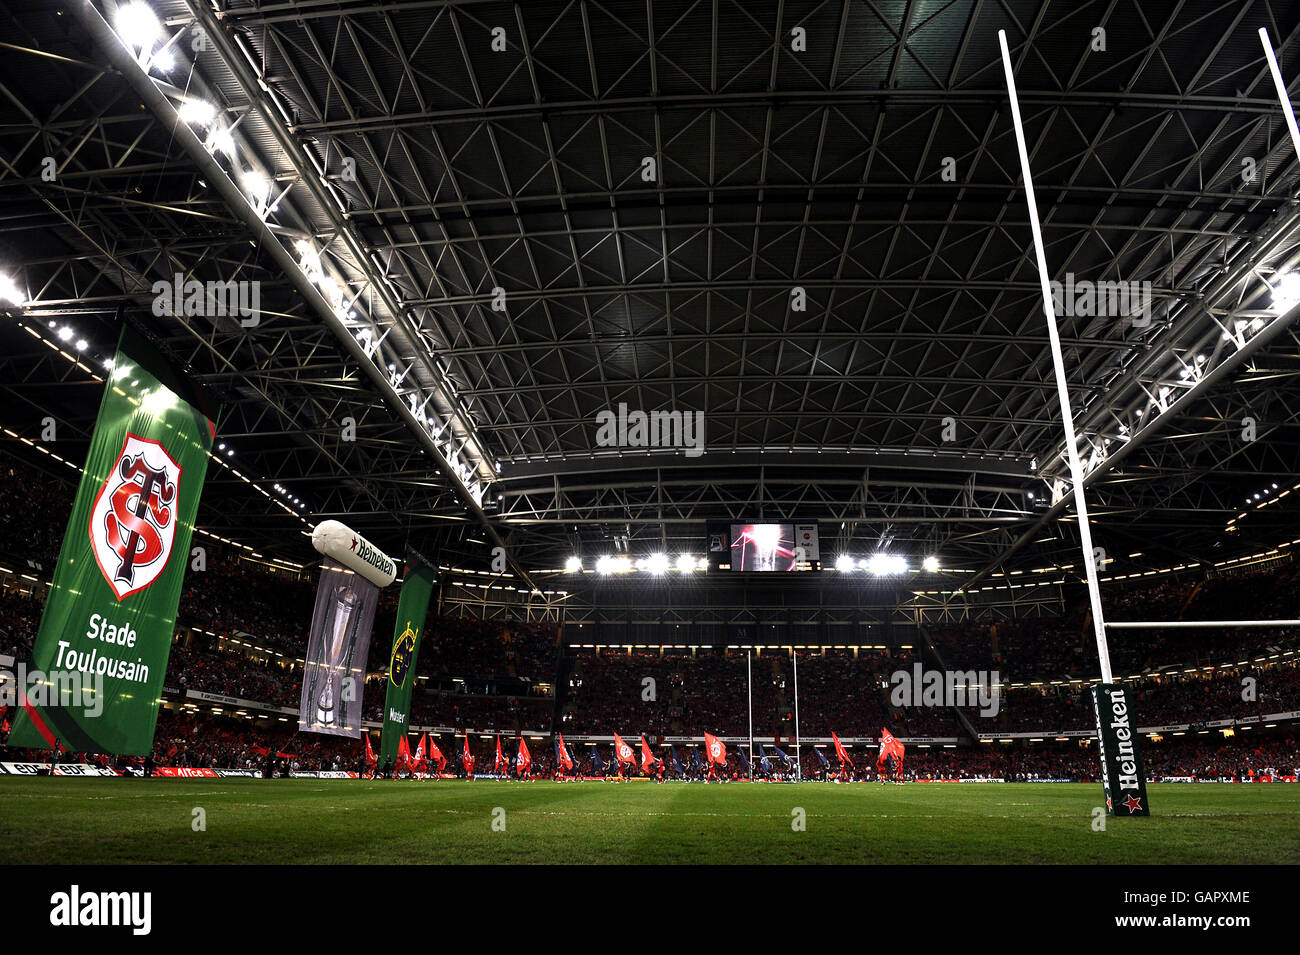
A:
[[1122, 794, 1144, 813], [350, 536, 358, 551]]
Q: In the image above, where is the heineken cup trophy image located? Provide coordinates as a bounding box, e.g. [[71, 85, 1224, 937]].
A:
[[316, 583, 360, 727], [303, 523, 393, 735]]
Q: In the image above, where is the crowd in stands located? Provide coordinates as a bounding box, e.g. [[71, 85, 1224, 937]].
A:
[[165, 644, 300, 707], [950, 660, 1300, 734], [363, 689, 552, 732], [929, 562, 1300, 683], [0, 460, 68, 569], [422, 615, 556, 681], [563, 650, 750, 736], [562, 647, 968, 739], [146, 708, 363, 772], [179, 558, 323, 655], [3, 449, 1300, 773], [0, 588, 40, 662], [788, 734, 1300, 782]]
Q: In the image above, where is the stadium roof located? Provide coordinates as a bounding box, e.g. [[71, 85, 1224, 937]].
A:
[[3, 0, 1300, 610]]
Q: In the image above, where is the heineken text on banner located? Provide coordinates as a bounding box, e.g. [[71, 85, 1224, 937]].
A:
[[7, 328, 218, 754], [299, 559, 380, 738], [1090, 683, 1151, 816], [380, 563, 435, 764]]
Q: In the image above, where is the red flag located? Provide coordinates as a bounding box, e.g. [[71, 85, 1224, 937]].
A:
[[494, 734, 507, 773], [703, 732, 727, 766], [517, 737, 532, 776], [878, 728, 905, 766], [397, 735, 412, 772], [613, 733, 636, 765], [462, 736, 474, 774], [428, 736, 446, 772], [640, 735, 658, 774], [363, 733, 376, 768], [413, 733, 428, 773], [831, 731, 855, 767], [556, 733, 573, 771]]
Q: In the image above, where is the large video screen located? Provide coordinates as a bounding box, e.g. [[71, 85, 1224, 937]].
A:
[[727, 523, 819, 571], [730, 523, 794, 571], [706, 520, 819, 571]]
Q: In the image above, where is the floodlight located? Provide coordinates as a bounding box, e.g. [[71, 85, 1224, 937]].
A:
[[116, 3, 162, 50]]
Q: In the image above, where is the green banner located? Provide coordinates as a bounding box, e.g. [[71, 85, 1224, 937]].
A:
[[379, 564, 435, 764], [8, 327, 218, 755]]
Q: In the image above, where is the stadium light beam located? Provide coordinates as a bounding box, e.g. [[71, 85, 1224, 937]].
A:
[[149, 47, 175, 73], [1269, 271, 1300, 315], [115, 3, 162, 51], [206, 125, 237, 160], [177, 98, 217, 126], [866, 554, 907, 575], [0, 273, 24, 305]]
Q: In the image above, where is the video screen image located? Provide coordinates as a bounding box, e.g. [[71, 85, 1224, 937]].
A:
[[729, 523, 798, 572]]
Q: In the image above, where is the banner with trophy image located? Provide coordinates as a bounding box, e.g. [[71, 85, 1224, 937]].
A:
[[298, 559, 380, 738], [379, 563, 435, 766]]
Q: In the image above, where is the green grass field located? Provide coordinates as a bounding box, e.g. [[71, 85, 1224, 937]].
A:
[[2, 778, 1297, 864]]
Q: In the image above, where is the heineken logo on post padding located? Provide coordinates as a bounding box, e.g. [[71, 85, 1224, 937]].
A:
[[1090, 683, 1151, 816]]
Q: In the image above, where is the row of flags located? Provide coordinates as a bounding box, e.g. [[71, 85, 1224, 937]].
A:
[[829, 729, 906, 770], [365, 730, 448, 775], [363, 729, 901, 776]]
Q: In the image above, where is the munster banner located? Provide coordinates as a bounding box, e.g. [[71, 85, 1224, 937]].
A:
[[1090, 683, 1151, 816], [379, 563, 435, 764], [298, 559, 379, 738], [8, 327, 217, 754]]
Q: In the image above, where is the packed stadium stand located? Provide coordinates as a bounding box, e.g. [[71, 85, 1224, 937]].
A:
[[2, 441, 1298, 782]]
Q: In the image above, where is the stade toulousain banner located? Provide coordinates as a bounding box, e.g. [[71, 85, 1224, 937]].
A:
[[379, 564, 435, 765], [298, 559, 380, 738], [8, 328, 218, 755], [1091, 683, 1152, 817]]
